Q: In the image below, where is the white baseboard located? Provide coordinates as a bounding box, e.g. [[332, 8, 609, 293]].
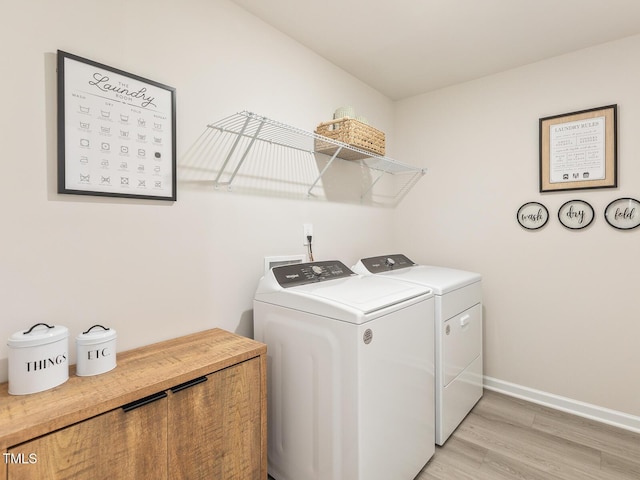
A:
[[483, 376, 640, 434]]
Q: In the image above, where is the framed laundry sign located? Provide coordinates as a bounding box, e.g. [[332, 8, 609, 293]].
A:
[[539, 105, 617, 193], [57, 50, 177, 201]]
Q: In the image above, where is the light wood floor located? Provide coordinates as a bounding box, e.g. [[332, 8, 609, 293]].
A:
[[267, 389, 640, 480], [417, 389, 640, 480]]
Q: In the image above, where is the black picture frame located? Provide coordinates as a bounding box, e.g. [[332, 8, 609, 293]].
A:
[[57, 50, 177, 201], [539, 105, 617, 193]]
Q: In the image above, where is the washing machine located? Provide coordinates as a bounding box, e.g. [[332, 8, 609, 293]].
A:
[[254, 260, 435, 480], [353, 254, 482, 446]]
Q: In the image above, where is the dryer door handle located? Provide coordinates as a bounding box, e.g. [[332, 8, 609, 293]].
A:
[[459, 314, 471, 328]]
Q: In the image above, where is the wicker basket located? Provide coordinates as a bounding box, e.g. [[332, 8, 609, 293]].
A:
[[314, 118, 385, 160]]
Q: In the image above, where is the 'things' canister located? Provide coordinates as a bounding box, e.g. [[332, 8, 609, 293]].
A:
[[7, 323, 70, 395], [75, 325, 117, 376]]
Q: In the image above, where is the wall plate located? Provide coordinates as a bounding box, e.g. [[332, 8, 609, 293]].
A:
[[263, 255, 306, 275]]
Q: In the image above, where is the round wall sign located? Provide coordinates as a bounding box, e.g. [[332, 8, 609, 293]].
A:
[[517, 202, 549, 230], [558, 200, 594, 230], [604, 198, 640, 230]]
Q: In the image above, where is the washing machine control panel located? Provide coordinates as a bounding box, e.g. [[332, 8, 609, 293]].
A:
[[360, 254, 416, 273], [273, 261, 355, 288]]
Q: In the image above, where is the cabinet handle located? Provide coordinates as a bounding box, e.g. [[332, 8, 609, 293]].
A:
[[122, 391, 168, 412], [460, 314, 471, 327], [170, 376, 208, 394]]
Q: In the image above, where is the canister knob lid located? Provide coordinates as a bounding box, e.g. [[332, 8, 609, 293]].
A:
[[76, 324, 117, 345], [8, 323, 69, 348]]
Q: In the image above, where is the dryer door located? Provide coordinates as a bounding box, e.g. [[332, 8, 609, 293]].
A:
[[443, 303, 482, 386]]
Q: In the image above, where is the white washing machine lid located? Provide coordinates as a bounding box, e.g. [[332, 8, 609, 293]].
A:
[[353, 254, 481, 295], [254, 260, 432, 324]]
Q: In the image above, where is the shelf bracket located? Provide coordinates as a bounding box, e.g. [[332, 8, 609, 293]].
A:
[[360, 168, 387, 200], [307, 147, 342, 196], [214, 115, 266, 188]]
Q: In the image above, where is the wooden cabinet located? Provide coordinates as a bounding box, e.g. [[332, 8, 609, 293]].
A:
[[0, 329, 267, 480], [169, 358, 263, 479], [8, 393, 168, 480]]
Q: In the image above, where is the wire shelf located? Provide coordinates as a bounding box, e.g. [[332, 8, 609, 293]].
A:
[[180, 111, 426, 206]]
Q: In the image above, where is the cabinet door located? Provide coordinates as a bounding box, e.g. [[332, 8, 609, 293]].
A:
[[7, 394, 168, 480], [169, 357, 262, 480]]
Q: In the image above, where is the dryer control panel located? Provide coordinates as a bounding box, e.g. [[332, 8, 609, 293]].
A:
[[273, 261, 355, 288], [359, 254, 416, 273]]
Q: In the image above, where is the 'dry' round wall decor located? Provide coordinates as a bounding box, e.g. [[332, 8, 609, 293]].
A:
[[558, 200, 595, 230]]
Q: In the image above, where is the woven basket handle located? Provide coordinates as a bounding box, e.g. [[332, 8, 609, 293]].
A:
[[317, 117, 359, 132], [318, 116, 365, 127], [317, 118, 350, 127]]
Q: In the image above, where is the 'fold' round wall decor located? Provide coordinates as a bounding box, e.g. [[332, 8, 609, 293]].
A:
[[604, 198, 640, 230]]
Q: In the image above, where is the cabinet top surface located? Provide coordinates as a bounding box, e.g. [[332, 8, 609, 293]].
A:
[[0, 328, 265, 450]]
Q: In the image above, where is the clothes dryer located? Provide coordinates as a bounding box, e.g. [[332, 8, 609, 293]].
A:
[[254, 260, 435, 480], [353, 254, 482, 445]]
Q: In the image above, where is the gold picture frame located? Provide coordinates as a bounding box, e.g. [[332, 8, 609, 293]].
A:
[[539, 105, 617, 192]]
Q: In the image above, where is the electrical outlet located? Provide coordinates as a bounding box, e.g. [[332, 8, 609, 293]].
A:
[[303, 223, 313, 246]]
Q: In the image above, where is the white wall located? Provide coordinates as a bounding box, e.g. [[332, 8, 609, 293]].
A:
[[0, 0, 397, 381], [394, 35, 640, 417]]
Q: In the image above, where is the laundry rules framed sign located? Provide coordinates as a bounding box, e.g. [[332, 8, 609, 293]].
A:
[[539, 104, 617, 193], [57, 50, 177, 201]]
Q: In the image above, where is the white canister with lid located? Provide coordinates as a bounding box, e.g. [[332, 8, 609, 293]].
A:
[[7, 323, 70, 395], [76, 325, 117, 376]]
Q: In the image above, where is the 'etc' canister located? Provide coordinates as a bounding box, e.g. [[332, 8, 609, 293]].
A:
[[76, 325, 117, 376], [7, 323, 69, 395]]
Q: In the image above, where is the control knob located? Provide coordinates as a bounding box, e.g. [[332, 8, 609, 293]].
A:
[[385, 257, 396, 267], [311, 265, 324, 276]]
